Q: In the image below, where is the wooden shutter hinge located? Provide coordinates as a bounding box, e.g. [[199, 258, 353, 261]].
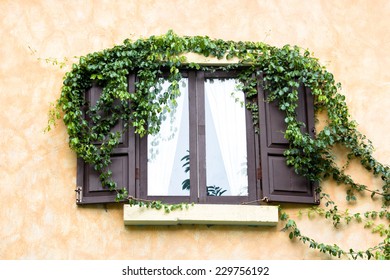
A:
[[75, 186, 83, 203]]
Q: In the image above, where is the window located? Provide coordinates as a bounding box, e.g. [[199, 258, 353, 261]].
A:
[[76, 70, 318, 205], [139, 71, 258, 204]]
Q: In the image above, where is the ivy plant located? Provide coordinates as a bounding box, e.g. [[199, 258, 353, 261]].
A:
[[47, 30, 389, 259]]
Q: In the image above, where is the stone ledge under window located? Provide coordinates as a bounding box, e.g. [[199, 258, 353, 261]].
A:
[[123, 204, 279, 226]]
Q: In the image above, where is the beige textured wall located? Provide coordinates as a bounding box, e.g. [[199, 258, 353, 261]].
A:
[[0, 0, 389, 259]]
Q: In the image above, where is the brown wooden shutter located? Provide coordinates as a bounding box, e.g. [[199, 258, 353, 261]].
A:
[[258, 81, 318, 204], [76, 75, 136, 204]]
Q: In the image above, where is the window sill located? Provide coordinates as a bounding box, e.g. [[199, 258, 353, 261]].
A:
[[123, 204, 279, 226]]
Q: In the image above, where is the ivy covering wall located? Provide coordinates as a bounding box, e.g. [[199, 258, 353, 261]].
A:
[[48, 31, 389, 259]]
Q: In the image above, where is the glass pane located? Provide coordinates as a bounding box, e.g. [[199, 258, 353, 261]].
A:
[[148, 79, 190, 196], [205, 78, 248, 196]]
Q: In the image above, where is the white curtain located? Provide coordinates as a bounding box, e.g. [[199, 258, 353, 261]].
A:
[[205, 79, 248, 195], [148, 79, 188, 195]]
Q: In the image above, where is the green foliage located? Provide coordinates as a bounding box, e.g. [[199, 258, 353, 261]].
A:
[[207, 186, 228, 196], [180, 151, 190, 191], [48, 30, 389, 259], [280, 194, 390, 259], [281, 216, 390, 260], [128, 196, 193, 213]]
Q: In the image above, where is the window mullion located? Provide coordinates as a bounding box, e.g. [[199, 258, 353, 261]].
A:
[[195, 71, 207, 203], [245, 91, 258, 203], [188, 71, 200, 203]]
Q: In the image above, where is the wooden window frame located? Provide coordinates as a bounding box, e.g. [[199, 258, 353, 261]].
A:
[[138, 69, 260, 204]]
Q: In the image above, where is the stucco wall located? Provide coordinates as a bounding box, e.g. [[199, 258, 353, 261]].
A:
[[0, 0, 389, 259]]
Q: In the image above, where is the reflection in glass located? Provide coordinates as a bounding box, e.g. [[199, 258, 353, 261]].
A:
[[205, 79, 248, 196], [147, 79, 189, 196]]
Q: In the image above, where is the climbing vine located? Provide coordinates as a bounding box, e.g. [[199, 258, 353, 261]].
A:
[[127, 196, 193, 213], [47, 30, 389, 259]]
